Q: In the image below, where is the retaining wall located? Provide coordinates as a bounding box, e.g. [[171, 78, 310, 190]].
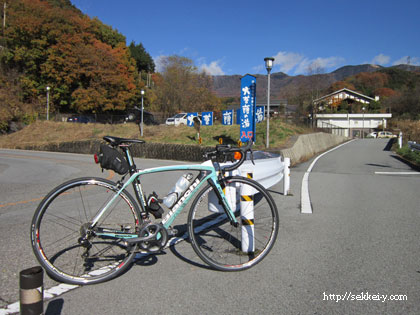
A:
[[280, 132, 348, 166], [18, 132, 348, 164]]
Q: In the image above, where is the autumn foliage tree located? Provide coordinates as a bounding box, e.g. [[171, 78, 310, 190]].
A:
[[155, 55, 220, 116], [0, 0, 145, 129]]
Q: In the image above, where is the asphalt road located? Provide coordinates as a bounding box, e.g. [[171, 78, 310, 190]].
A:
[[0, 139, 419, 314]]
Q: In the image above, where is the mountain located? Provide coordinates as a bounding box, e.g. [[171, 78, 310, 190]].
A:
[[212, 64, 420, 100]]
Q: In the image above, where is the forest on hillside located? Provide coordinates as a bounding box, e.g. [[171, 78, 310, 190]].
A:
[[0, 0, 219, 132], [322, 68, 420, 117], [0, 0, 419, 134]]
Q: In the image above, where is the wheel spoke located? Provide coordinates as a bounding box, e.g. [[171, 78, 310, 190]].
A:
[[31, 178, 140, 285], [188, 177, 278, 271]]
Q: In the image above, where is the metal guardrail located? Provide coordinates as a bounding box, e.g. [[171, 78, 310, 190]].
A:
[[209, 151, 291, 193], [408, 141, 420, 152]]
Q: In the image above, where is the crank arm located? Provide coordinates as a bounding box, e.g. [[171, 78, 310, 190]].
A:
[[125, 233, 157, 245]]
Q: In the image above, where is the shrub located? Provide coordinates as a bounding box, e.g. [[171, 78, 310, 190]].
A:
[[396, 145, 420, 166]]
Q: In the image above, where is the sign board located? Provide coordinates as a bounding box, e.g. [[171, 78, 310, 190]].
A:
[[201, 112, 213, 126], [187, 112, 198, 127], [256, 106, 265, 123], [240, 74, 256, 142], [222, 110, 233, 125]]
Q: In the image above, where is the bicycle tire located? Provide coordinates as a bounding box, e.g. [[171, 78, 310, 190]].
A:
[[188, 176, 279, 271], [31, 177, 142, 285]]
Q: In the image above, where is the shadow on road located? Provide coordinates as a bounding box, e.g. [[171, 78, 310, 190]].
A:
[[383, 139, 396, 151], [365, 163, 391, 168], [390, 154, 420, 171], [46, 298, 64, 315], [168, 238, 214, 271]]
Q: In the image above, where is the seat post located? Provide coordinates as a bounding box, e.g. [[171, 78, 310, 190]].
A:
[[120, 145, 137, 175]]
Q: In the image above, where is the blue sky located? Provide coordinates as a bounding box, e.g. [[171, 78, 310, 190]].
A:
[[70, 0, 420, 76]]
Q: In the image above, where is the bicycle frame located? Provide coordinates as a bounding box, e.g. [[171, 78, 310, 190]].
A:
[[90, 161, 238, 239]]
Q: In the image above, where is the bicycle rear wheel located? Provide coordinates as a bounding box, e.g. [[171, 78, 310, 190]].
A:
[[31, 177, 141, 285], [188, 176, 279, 271]]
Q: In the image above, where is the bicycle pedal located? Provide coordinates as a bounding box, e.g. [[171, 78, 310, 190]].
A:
[[168, 227, 178, 237]]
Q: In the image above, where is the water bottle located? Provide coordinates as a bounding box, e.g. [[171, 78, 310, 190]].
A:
[[163, 173, 194, 208]]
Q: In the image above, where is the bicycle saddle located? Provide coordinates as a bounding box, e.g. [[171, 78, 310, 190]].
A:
[[103, 136, 146, 146]]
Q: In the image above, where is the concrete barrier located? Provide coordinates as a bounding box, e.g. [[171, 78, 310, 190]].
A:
[[280, 132, 348, 166], [16, 132, 348, 165]]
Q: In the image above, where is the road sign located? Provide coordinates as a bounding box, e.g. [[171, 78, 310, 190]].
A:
[[201, 112, 213, 126], [222, 110, 233, 125], [256, 106, 264, 123], [187, 112, 198, 127], [240, 74, 256, 143]]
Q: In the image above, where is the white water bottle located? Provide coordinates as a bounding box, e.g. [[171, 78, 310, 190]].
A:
[[163, 173, 194, 208]]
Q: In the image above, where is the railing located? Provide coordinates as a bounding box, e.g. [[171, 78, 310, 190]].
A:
[[318, 121, 347, 137], [408, 141, 420, 152]]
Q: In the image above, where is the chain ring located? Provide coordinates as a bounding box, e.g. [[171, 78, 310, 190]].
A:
[[138, 223, 168, 252]]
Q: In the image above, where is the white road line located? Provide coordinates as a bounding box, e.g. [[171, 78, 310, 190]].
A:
[[301, 140, 355, 214], [375, 171, 420, 175], [1, 230, 195, 314]]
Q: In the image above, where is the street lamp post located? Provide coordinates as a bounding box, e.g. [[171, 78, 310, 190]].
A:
[[140, 89, 145, 137], [362, 106, 366, 139], [264, 57, 274, 148], [46, 86, 50, 121]]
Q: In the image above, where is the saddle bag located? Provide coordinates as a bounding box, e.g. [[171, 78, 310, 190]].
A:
[[97, 144, 129, 175]]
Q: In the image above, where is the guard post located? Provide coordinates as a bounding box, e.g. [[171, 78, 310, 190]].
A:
[[283, 157, 291, 195], [20, 266, 44, 315], [241, 169, 255, 252]]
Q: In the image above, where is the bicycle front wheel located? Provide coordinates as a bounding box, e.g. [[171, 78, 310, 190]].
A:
[[31, 177, 142, 285], [188, 176, 279, 271]]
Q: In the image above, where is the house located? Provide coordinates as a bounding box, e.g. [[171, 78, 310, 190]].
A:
[[316, 113, 392, 138], [314, 88, 379, 109], [314, 88, 391, 138]]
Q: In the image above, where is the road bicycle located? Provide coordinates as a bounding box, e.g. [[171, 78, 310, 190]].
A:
[[31, 136, 279, 285]]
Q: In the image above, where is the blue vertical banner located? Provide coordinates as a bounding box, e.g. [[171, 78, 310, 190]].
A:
[[187, 112, 198, 127], [240, 74, 256, 143], [236, 109, 240, 125], [222, 110, 233, 125], [201, 112, 213, 126], [256, 106, 265, 123]]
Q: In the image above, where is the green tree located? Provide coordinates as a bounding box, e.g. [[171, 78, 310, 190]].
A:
[[128, 41, 155, 73]]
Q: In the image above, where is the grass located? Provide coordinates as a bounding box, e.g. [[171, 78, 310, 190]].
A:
[[0, 119, 309, 150], [396, 145, 420, 166]]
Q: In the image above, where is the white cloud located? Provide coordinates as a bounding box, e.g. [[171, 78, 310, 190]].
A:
[[295, 56, 345, 74], [371, 54, 391, 65], [153, 55, 168, 73], [252, 64, 265, 73], [392, 56, 420, 66], [272, 51, 305, 73], [269, 51, 345, 75], [200, 60, 225, 76]]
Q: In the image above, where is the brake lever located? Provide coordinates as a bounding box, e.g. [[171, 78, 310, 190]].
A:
[[250, 149, 255, 165]]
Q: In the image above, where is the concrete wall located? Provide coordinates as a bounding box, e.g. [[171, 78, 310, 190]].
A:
[[18, 132, 348, 165], [280, 132, 348, 166]]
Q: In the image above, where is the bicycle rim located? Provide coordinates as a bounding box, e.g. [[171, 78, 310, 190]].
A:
[[31, 178, 141, 285], [188, 176, 279, 271]]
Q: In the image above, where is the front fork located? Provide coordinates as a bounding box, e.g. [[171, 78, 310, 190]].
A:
[[208, 177, 239, 227]]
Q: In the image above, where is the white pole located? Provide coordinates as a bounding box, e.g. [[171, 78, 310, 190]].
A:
[[399, 132, 403, 149], [46, 86, 50, 121], [3, 2, 6, 31], [241, 170, 255, 253], [140, 89, 144, 137], [283, 157, 290, 196], [266, 70, 271, 148]]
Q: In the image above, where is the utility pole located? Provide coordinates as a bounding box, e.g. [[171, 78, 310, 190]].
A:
[[3, 2, 6, 32]]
